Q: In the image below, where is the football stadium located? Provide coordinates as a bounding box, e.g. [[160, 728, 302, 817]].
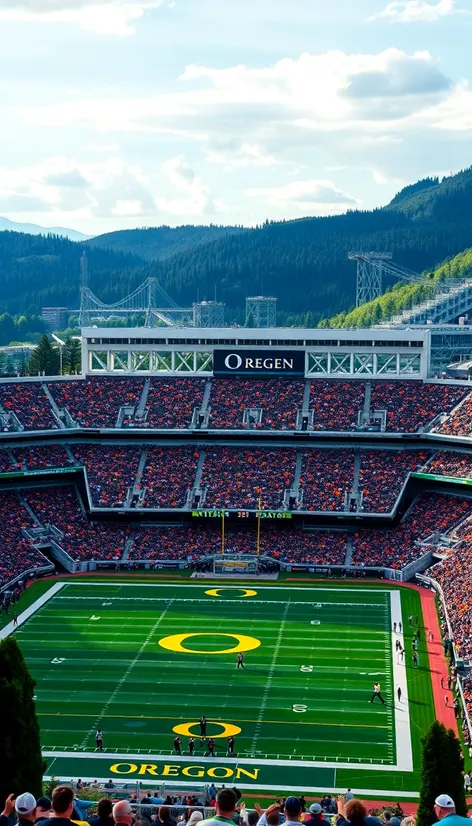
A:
[[1, 327, 472, 813]]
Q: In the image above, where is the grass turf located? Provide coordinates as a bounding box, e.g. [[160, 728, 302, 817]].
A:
[[7, 578, 440, 795]]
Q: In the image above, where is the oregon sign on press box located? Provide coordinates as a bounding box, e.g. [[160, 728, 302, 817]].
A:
[[213, 349, 305, 376]]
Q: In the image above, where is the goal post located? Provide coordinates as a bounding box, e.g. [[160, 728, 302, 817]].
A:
[[213, 555, 259, 574]]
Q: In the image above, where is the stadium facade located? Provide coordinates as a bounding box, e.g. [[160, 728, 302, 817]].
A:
[[82, 324, 472, 377]]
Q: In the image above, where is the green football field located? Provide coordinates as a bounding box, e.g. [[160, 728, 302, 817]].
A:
[[4, 578, 438, 797]]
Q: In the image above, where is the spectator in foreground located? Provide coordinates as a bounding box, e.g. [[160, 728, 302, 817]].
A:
[[14, 793, 38, 826], [158, 807, 176, 826], [336, 798, 382, 826], [282, 798, 304, 826], [36, 798, 53, 824], [41, 786, 85, 826], [433, 795, 470, 826], [88, 799, 115, 826], [305, 803, 326, 826], [202, 790, 237, 826], [112, 802, 133, 826]]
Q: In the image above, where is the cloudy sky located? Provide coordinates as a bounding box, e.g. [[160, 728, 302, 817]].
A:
[[0, 0, 471, 235]]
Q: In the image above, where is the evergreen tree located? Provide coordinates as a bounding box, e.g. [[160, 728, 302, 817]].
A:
[[27, 334, 60, 376], [62, 337, 82, 374], [416, 721, 467, 826], [0, 637, 45, 801]]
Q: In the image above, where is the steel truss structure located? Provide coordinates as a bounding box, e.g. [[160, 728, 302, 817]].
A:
[[77, 268, 192, 328], [349, 252, 425, 307]]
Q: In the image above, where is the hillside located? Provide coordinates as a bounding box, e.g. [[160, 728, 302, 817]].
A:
[[0, 231, 148, 316], [0, 216, 89, 242], [87, 224, 245, 261], [325, 248, 472, 328], [1, 165, 472, 324]]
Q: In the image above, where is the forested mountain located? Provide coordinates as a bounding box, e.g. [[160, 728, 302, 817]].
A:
[[87, 224, 245, 261], [0, 231, 147, 316], [0, 216, 89, 242], [1, 165, 472, 325]]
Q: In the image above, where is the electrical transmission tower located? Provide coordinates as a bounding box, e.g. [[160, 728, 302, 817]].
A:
[[349, 252, 424, 307], [245, 296, 277, 327]]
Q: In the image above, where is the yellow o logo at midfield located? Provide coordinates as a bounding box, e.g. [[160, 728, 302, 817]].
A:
[[173, 721, 241, 739], [205, 588, 257, 598], [158, 633, 261, 654]]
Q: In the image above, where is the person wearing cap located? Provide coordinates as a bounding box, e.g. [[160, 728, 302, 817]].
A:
[[10, 793, 38, 826], [434, 795, 470, 826], [304, 803, 325, 826]]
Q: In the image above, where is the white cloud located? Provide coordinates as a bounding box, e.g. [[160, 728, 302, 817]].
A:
[[368, 0, 466, 23], [158, 154, 229, 216], [0, 0, 170, 35], [246, 179, 360, 214]]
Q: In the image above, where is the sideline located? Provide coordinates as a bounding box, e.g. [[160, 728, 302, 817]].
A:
[[419, 588, 458, 730]]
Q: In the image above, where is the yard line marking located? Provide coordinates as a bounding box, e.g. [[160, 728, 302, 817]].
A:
[[78, 598, 175, 750], [250, 599, 291, 756], [38, 710, 390, 730]]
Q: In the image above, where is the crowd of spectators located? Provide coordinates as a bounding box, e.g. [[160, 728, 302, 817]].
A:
[[370, 381, 466, 433], [0, 382, 58, 430], [0, 376, 469, 434], [0, 448, 14, 472], [310, 381, 364, 431], [208, 379, 304, 430], [48, 378, 143, 428], [432, 515, 472, 662], [139, 446, 199, 508], [200, 447, 296, 510], [429, 451, 472, 479], [72, 445, 141, 507], [359, 450, 430, 513], [352, 493, 472, 569], [143, 379, 205, 428], [300, 450, 354, 511], [436, 392, 472, 438], [128, 523, 348, 565], [0, 491, 50, 586], [13, 445, 71, 471], [25, 486, 129, 561]]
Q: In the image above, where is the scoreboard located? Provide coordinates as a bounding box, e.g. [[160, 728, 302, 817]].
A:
[[191, 509, 292, 519]]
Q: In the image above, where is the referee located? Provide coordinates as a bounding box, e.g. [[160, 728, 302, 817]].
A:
[[369, 681, 386, 704]]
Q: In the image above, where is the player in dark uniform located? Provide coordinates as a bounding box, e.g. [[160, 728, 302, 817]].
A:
[[237, 653, 245, 669], [173, 736, 182, 754], [227, 736, 235, 755], [13, 613, 18, 627], [188, 737, 195, 755], [95, 729, 103, 751], [207, 737, 215, 756], [200, 715, 207, 739]]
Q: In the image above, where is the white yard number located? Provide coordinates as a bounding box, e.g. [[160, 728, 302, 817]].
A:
[[51, 658, 65, 664], [90, 616, 101, 621], [310, 620, 321, 625], [300, 665, 313, 672], [292, 704, 308, 713], [102, 602, 112, 606]]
